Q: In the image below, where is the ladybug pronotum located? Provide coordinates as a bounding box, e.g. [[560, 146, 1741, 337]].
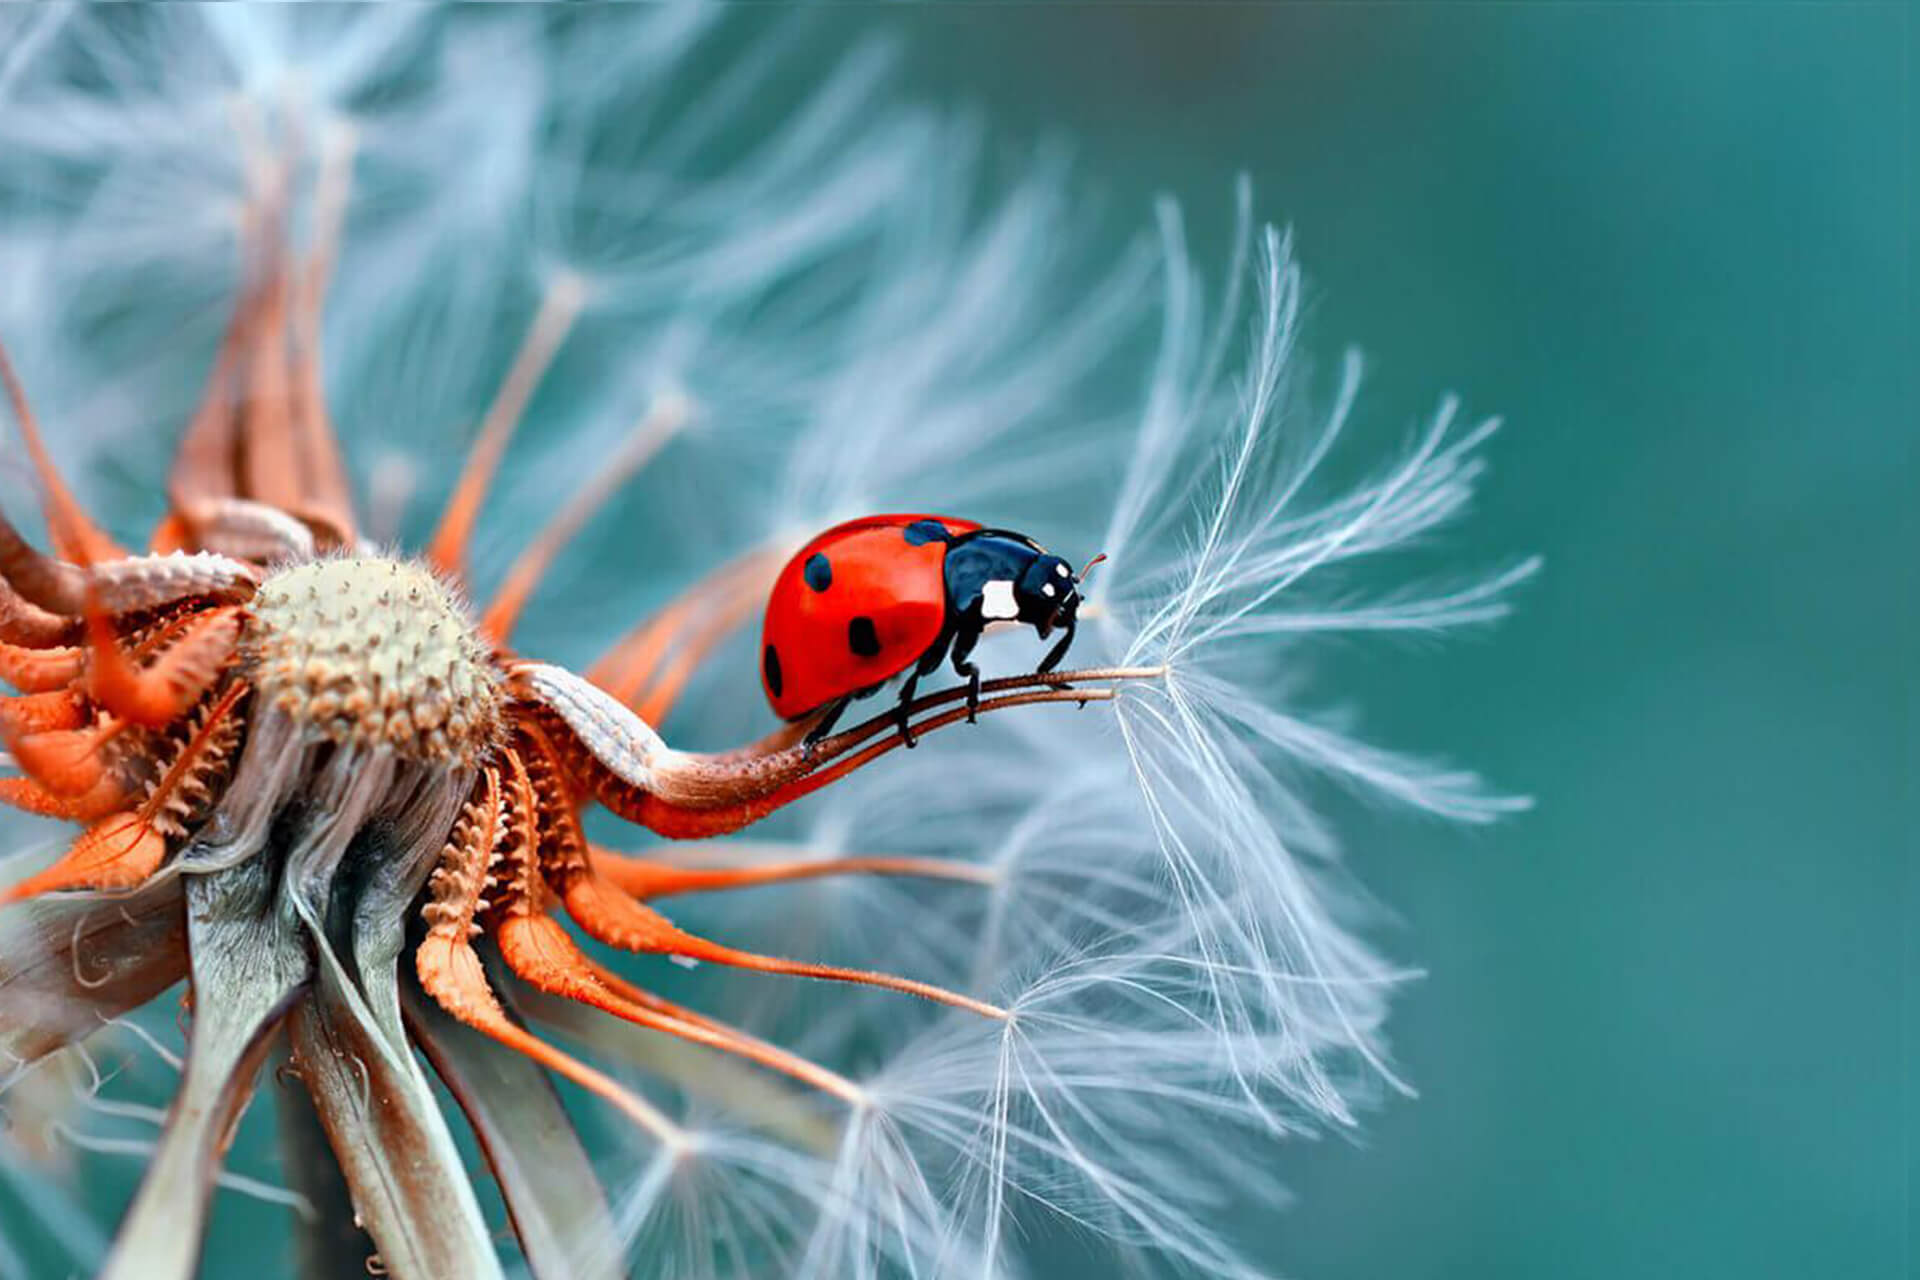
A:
[[761, 514, 1087, 745]]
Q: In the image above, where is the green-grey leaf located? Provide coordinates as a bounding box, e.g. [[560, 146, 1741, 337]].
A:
[[100, 860, 311, 1280]]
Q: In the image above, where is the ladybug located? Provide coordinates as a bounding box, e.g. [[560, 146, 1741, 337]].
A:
[[761, 514, 1088, 747]]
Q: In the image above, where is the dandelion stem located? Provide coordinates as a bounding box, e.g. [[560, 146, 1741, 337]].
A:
[[273, 1043, 376, 1280], [792, 664, 1166, 761]]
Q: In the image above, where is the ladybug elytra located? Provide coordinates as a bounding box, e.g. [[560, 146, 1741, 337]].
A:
[[761, 515, 1087, 746]]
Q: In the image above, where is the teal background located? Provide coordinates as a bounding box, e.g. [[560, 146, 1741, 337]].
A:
[[889, 5, 1908, 1278]]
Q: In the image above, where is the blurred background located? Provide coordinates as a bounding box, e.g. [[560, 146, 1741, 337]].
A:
[[1, 6, 1906, 1279], [886, 5, 1906, 1278]]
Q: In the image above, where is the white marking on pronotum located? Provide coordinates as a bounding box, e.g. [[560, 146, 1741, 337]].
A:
[[1041, 583, 1056, 598], [981, 580, 1018, 620], [1054, 562, 1070, 576]]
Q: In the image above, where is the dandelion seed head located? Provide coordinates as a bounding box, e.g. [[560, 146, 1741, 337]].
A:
[[246, 556, 502, 763]]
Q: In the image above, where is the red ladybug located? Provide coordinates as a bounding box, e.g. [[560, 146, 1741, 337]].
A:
[[761, 514, 1086, 746]]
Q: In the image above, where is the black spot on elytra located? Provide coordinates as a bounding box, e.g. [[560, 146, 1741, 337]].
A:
[[902, 520, 950, 547], [803, 553, 833, 592], [847, 616, 881, 658], [762, 644, 783, 698]]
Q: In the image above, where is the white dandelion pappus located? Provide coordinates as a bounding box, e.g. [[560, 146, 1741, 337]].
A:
[[649, 203, 1531, 1279], [0, 7, 1531, 1280]]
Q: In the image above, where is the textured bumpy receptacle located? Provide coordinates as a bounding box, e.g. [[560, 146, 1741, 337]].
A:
[[245, 557, 502, 764]]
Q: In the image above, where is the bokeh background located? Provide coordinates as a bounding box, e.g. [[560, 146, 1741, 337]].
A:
[[1, 5, 1907, 1279], [891, 5, 1907, 1278]]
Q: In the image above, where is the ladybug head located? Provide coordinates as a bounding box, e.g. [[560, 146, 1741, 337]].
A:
[[1015, 553, 1081, 638]]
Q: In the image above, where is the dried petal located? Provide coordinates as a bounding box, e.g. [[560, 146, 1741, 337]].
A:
[[0, 876, 186, 1066]]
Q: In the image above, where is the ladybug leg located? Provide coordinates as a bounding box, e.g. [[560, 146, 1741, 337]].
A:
[[892, 671, 922, 748], [1036, 615, 1077, 681], [801, 695, 853, 756], [949, 629, 982, 723]]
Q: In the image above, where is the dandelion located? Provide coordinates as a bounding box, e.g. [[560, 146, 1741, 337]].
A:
[[0, 8, 1534, 1279]]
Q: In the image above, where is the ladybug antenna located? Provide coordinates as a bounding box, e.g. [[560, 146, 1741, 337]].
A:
[[1077, 552, 1108, 585]]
